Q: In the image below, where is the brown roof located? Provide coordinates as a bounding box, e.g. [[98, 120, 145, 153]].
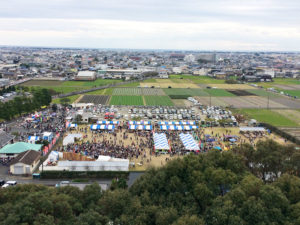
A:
[[10, 150, 41, 166]]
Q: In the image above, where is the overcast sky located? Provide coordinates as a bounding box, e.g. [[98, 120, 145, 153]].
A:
[[0, 0, 299, 51]]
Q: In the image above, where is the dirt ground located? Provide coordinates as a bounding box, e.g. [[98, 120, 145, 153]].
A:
[[141, 82, 200, 88], [64, 125, 289, 171], [172, 99, 194, 107], [208, 84, 256, 89]]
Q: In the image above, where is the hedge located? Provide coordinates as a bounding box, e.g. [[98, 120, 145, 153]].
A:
[[40, 170, 129, 179]]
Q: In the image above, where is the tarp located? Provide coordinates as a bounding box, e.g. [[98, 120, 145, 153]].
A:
[[240, 127, 266, 132], [63, 134, 82, 146], [179, 133, 200, 151], [153, 133, 170, 150]]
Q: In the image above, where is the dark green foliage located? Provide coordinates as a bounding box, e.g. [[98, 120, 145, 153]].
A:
[[0, 88, 51, 120], [0, 140, 300, 225], [169, 94, 191, 99]]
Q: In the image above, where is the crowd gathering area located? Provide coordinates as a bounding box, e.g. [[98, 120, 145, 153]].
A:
[[62, 119, 286, 170]]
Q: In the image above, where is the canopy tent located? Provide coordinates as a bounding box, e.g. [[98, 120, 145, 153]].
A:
[[240, 127, 266, 132], [97, 121, 119, 125], [158, 121, 196, 125], [68, 123, 77, 128], [63, 134, 82, 146], [90, 124, 115, 130], [213, 146, 222, 150], [179, 133, 200, 151], [28, 136, 39, 141], [129, 125, 153, 130], [128, 121, 151, 125], [153, 133, 170, 150], [159, 125, 199, 131]]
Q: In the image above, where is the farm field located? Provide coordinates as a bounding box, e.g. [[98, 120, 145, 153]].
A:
[[110, 96, 144, 106], [163, 88, 209, 96], [112, 88, 142, 96], [22, 80, 64, 86], [79, 95, 110, 105], [84, 89, 106, 95], [237, 109, 297, 127], [142, 88, 165, 95], [271, 97, 300, 109], [119, 82, 140, 87], [141, 82, 199, 88], [204, 89, 235, 97], [272, 110, 300, 126], [273, 84, 300, 90], [194, 97, 229, 107], [282, 90, 300, 98], [144, 96, 174, 106], [169, 75, 225, 84], [207, 84, 255, 89], [246, 89, 279, 97]]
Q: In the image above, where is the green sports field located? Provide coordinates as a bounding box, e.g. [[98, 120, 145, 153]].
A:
[[144, 96, 174, 106], [110, 96, 144, 106]]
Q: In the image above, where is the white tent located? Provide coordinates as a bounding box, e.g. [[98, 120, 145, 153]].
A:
[[63, 134, 82, 146]]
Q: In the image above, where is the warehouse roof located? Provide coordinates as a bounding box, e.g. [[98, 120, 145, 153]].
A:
[[0, 142, 42, 154]]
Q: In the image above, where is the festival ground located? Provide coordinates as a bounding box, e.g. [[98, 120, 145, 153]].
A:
[[63, 124, 289, 171]]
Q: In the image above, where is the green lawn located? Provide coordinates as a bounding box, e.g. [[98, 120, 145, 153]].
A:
[[204, 89, 235, 97], [51, 95, 80, 104], [163, 88, 209, 96], [110, 96, 144, 106], [63, 79, 121, 87], [119, 82, 141, 87], [247, 89, 279, 97], [144, 96, 174, 106], [282, 90, 300, 98], [112, 88, 142, 95], [84, 89, 107, 95], [141, 79, 157, 83], [238, 109, 297, 127]]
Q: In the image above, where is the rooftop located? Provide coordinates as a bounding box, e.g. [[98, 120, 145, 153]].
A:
[[0, 142, 42, 154]]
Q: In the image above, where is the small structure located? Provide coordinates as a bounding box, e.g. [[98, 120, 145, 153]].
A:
[[0, 142, 42, 159], [43, 132, 53, 142], [28, 136, 40, 144], [9, 150, 41, 175], [75, 71, 96, 81]]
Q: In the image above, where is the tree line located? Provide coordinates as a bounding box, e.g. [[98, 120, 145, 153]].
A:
[[0, 139, 299, 225], [0, 88, 52, 120]]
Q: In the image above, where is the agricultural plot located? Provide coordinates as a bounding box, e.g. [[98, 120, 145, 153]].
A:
[[282, 90, 300, 98], [246, 89, 279, 97], [169, 75, 225, 84], [272, 110, 300, 126], [163, 88, 209, 96], [238, 109, 297, 127], [112, 88, 142, 96], [144, 96, 174, 106], [226, 89, 256, 96], [207, 84, 256, 89], [194, 97, 229, 107], [79, 95, 110, 105], [141, 83, 199, 88], [142, 88, 165, 96], [273, 84, 300, 90], [204, 89, 235, 97], [271, 97, 300, 109], [110, 96, 144, 106]]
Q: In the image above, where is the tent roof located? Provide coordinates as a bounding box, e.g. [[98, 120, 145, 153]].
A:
[[0, 142, 42, 154]]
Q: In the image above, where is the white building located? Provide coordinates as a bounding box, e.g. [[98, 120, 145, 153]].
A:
[[9, 150, 41, 175], [75, 71, 96, 81]]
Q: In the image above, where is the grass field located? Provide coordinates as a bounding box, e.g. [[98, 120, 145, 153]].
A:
[[144, 96, 174, 106], [119, 82, 141, 87], [163, 88, 209, 96], [84, 89, 106, 95], [237, 109, 297, 127], [21, 79, 121, 94], [204, 89, 235, 97], [110, 96, 144, 106], [51, 95, 80, 104], [246, 89, 279, 97], [282, 90, 300, 98]]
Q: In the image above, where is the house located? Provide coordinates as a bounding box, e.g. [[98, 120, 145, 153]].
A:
[[9, 150, 41, 175], [0, 142, 42, 159]]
